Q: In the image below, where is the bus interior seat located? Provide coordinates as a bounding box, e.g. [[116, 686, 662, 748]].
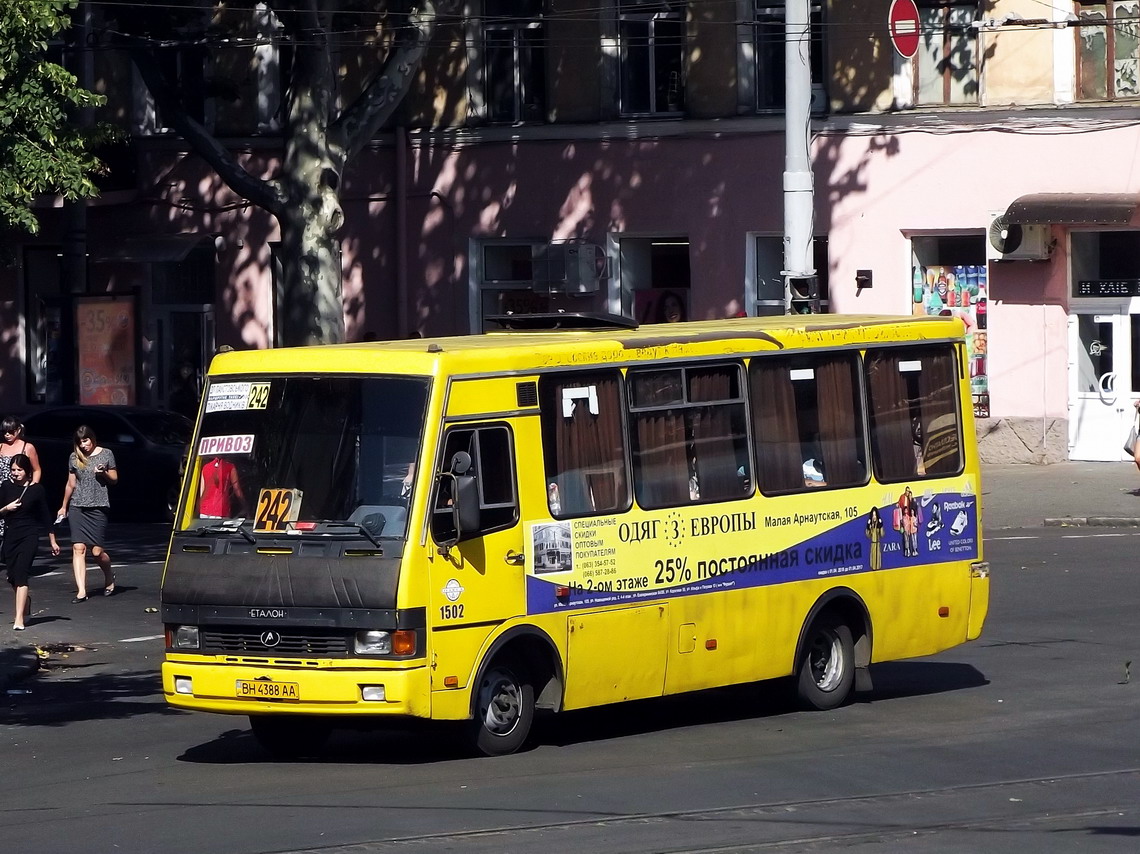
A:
[[553, 471, 593, 515]]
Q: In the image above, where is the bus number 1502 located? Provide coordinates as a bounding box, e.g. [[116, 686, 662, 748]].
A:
[[440, 604, 464, 620]]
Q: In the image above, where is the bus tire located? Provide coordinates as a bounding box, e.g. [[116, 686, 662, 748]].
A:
[[796, 618, 855, 711], [469, 657, 535, 756], [249, 714, 331, 759]]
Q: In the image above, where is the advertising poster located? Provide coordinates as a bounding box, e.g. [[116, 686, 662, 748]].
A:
[[524, 481, 980, 614], [76, 297, 136, 405], [912, 265, 989, 418]]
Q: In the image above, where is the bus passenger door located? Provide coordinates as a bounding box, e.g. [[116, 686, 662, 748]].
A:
[[427, 420, 531, 691]]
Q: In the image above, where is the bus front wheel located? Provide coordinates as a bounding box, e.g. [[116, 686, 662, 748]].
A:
[[469, 657, 535, 756], [796, 618, 855, 711], [249, 714, 331, 759]]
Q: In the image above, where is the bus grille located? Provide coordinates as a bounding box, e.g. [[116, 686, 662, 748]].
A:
[[201, 629, 349, 657]]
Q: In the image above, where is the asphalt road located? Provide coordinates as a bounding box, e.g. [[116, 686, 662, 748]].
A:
[[2, 527, 1138, 854]]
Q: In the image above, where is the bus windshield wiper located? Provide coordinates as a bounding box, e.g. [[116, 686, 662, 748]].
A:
[[192, 518, 256, 544], [326, 521, 383, 550], [287, 520, 383, 550]]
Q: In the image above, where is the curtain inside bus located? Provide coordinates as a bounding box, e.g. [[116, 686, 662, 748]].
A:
[[750, 360, 804, 492], [540, 372, 627, 516]]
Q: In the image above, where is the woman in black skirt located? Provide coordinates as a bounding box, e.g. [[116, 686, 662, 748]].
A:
[[56, 425, 117, 602], [0, 454, 60, 630]]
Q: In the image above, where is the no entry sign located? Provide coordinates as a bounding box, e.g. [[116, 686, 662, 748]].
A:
[[888, 0, 921, 59]]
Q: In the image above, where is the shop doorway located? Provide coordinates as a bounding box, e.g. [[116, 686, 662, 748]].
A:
[[154, 307, 214, 420], [1068, 308, 1140, 461]]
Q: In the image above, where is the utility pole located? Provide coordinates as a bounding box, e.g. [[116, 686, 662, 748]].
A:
[[783, 0, 817, 313]]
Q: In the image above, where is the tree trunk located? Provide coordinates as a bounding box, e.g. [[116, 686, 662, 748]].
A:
[[276, 7, 346, 347], [276, 153, 346, 346], [276, 195, 345, 347], [123, 1, 450, 348]]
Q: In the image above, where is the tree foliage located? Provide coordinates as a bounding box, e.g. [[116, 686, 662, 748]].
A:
[[121, 0, 452, 346], [0, 1, 110, 234]]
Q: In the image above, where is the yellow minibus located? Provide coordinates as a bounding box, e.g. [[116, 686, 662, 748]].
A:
[[161, 314, 989, 757]]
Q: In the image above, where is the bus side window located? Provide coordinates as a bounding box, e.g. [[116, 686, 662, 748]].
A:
[[750, 353, 868, 494], [538, 371, 630, 518], [430, 424, 519, 543], [686, 365, 751, 502], [628, 363, 750, 509], [865, 345, 963, 482]]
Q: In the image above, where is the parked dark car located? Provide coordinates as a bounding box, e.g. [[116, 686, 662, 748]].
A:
[[21, 406, 192, 522]]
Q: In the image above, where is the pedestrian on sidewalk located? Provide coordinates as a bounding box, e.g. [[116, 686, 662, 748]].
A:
[[0, 454, 60, 630], [0, 416, 43, 545], [1133, 401, 1140, 473], [56, 425, 117, 602]]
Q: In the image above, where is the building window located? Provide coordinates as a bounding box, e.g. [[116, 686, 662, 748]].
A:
[[484, 0, 546, 123], [1077, 2, 1140, 100], [483, 243, 537, 283], [753, 1, 824, 112], [751, 235, 829, 316], [618, 0, 686, 115], [915, 2, 978, 105]]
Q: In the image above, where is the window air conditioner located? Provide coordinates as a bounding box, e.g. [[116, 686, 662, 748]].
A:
[[533, 244, 603, 294], [986, 214, 1051, 262]]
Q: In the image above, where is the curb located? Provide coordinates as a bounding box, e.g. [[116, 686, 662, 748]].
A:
[[0, 645, 40, 695], [1044, 517, 1140, 527]]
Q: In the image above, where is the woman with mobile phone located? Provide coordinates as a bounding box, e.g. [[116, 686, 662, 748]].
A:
[[0, 416, 43, 546], [56, 425, 117, 602], [0, 454, 60, 630]]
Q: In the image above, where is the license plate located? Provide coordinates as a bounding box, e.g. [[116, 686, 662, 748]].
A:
[[236, 679, 300, 700]]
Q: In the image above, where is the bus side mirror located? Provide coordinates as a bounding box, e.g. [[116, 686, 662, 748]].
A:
[[452, 474, 480, 535], [436, 451, 480, 554], [449, 451, 480, 535]]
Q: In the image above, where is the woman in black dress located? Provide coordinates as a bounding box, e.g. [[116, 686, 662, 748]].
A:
[[0, 454, 60, 630]]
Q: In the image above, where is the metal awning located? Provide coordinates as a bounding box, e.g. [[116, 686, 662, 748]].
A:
[[1004, 193, 1140, 226], [91, 234, 215, 263]]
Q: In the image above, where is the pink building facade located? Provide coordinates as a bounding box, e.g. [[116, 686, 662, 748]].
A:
[[4, 1, 1140, 464]]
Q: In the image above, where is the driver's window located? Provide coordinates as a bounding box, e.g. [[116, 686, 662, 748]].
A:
[[430, 424, 518, 543]]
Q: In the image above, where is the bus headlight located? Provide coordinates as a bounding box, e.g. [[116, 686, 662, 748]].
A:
[[355, 630, 392, 655], [354, 629, 416, 656], [172, 625, 200, 650]]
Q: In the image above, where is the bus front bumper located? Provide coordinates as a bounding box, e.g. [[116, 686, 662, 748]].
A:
[[161, 658, 432, 717]]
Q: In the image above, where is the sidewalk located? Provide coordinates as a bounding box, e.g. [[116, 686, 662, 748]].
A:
[[1, 522, 171, 696], [982, 460, 1140, 529], [5, 462, 1140, 693]]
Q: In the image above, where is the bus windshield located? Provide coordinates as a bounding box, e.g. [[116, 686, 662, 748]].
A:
[[182, 375, 429, 539]]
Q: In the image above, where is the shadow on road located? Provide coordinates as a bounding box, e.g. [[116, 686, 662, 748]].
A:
[[179, 722, 468, 765], [0, 666, 177, 727], [172, 661, 987, 764], [866, 661, 988, 700]]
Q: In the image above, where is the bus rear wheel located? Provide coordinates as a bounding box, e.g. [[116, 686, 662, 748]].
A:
[[796, 618, 855, 711], [249, 714, 331, 759], [469, 657, 535, 756]]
